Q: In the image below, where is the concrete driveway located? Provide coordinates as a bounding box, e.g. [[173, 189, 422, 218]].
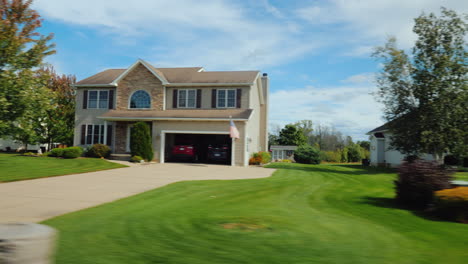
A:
[[0, 163, 275, 223]]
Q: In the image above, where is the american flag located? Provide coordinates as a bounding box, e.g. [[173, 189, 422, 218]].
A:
[[230, 120, 240, 139]]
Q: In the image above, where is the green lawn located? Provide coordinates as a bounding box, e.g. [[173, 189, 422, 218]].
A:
[[455, 171, 468, 181], [43, 163, 468, 264], [0, 153, 127, 182]]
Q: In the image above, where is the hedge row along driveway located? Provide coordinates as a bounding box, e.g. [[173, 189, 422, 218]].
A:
[[44, 163, 468, 264]]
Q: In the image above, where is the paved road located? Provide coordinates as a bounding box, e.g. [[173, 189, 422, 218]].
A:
[[0, 163, 275, 223]]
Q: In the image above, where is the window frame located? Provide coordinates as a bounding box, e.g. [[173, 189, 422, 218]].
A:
[[87, 90, 109, 109], [85, 124, 106, 145], [177, 89, 197, 108], [129, 90, 151, 109], [216, 89, 237, 108]]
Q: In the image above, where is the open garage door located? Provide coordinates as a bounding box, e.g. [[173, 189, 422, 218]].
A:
[[164, 133, 232, 165]]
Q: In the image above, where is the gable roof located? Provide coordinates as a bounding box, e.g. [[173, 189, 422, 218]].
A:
[[75, 59, 259, 87], [111, 59, 169, 85], [366, 123, 390, 135], [75, 69, 126, 86]]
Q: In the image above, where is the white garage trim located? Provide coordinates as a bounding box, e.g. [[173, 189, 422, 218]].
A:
[[160, 130, 233, 166]]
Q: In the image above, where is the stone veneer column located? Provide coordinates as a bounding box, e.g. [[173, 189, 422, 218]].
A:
[[114, 122, 128, 153]]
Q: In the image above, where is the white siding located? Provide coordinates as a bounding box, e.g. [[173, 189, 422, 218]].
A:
[[369, 132, 436, 167]]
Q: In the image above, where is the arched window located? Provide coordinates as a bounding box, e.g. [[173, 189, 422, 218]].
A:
[[130, 90, 151, 108]]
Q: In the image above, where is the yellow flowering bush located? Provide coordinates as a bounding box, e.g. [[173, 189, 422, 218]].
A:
[[434, 187, 468, 223]]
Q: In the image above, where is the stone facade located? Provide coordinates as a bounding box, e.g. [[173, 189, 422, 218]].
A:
[[114, 122, 129, 153], [116, 64, 164, 110]]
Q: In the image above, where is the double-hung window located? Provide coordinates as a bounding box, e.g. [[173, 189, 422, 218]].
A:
[[217, 89, 236, 108], [178, 89, 197, 108], [88, 90, 109, 109], [85, 124, 105, 145]]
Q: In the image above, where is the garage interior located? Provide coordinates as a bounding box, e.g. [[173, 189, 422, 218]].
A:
[[164, 133, 232, 165]]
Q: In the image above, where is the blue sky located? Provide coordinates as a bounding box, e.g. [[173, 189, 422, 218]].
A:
[[32, 0, 467, 141]]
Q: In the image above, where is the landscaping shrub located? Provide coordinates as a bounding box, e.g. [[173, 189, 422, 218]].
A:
[[322, 150, 341, 163], [444, 155, 460, 166], [340, 148, 348, 163], [258, 151, 271, 164], [294, 145, 321, 164], [249, 156, 262, 165], [130, 122, 153, 161], [49, 148, 64, 157], [361, 148, 370, 160], [434, 187, 468, 223], [403, 155, 420, 163], [347, 144, 363, 162], [395, 160, 454, 208], [249, 151, 271, 165], [281, 159, 292, 163], [62, 147, 83, 159], [87, 144, 111, 158], [130, 155, 144, 163]]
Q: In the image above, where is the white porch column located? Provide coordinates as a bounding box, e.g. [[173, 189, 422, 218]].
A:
[[231, 138, 235, 166], [103, 121, 108, 144]]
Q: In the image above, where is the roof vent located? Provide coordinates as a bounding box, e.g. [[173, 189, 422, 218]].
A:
[[262, 73, 268, 77]]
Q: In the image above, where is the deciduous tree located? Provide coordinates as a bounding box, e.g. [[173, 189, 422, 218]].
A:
[[373, 8, 467, 160], [37, 66, 76, 147], [0, 0, 55, 136]]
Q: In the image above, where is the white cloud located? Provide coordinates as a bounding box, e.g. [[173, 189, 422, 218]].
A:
[[297, 0, 468, 51], [33, 0, 317, 70], [260, 0, 285, 19], [341, 73, 374, 85], [269, 84, 384, 140]]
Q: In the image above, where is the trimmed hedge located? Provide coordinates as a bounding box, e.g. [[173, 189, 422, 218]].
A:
[[130, 155, 144, 163], [62, 147, 83, 159], [87, 144, 111, 158], [395, 160, 453, 208], [434, 187, 468, 223], [49, 148, 64, 157], [294, 145, 321, 164], [49, 147, 83, 159]]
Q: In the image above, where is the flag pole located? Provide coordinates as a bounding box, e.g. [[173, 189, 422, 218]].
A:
[[229, 115, 240, 166], [230, 115, 235, 166]]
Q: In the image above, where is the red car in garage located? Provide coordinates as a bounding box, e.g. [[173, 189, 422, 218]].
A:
[[171, 145, 197, 161]]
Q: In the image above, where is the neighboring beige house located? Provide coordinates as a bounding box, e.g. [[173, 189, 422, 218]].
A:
[[73, 59, 269, 166], [367, 123, 435, 167]]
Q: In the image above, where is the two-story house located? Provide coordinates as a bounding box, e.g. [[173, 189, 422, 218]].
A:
[[73, 59, 269, 166]]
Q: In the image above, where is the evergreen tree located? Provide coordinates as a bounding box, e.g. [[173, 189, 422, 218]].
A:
[[130, 122, 153, 161], [278, 124, 307, 146]]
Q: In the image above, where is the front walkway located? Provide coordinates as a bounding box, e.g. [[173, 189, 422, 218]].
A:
[[0, 163, 275, 223]]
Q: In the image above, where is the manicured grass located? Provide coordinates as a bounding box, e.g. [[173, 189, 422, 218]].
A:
[[455, 171, 468, 181], [0, 153, 127, 182], [43, 163, 468, 264]]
